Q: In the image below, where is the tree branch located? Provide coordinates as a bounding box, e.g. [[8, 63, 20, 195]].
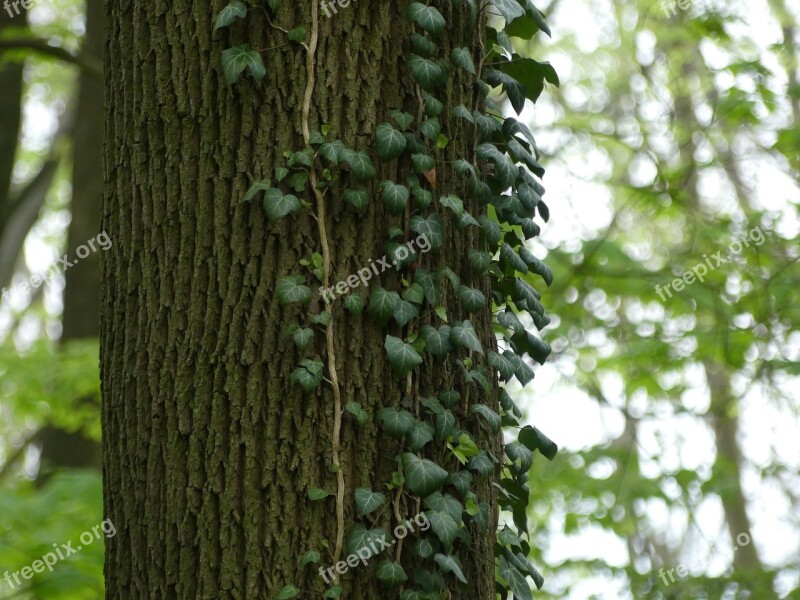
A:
[[0, 37, 102, 79]]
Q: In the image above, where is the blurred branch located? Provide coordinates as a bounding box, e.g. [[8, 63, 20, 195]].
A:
[[0, 37, 102, 79]]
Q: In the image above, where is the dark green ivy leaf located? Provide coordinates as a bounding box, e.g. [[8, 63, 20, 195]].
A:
[[401, 453, 448, 498], [384, 336, 423, 377], [376, 123, 407, 161]]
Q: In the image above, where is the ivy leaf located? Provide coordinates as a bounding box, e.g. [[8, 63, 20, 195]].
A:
[[292, 327, 314, 350], [369, 288, 401, 323], [393, 300, 419, 327], [214, 1, 247, 31], [439, 194, 464, 217], [300, 550, 320, 566], [421, 324, 453, 357], [385, 336, 424, 377], [414, 268, 441, 305], [412, 184, 433, 210], [411, 153, 436, 174], [486, 68, 527, 115], [355, 488, 388, 516], [453, 106, 475, 124], [522, 252, 554, 286], [467, 451, 494, 476], [519, 425, 558, 460], [403, 283, 425, 305], [419, 117, 442, 140], [308, 488, 331, 501], [470, 404, 501, 431], [347, 526, 390, 558], [434, 554, 468, 584], [401, 453, 448, 498], [288, 26, 306, 42], [344, 187, 369, 212], [451, 47, 476, 75], [429, 512, 460, 553], [381, 181, 410, 215], [423, 92, 444, 116], [276, 275, 311, 305], [449, 320, 483, 354], [376, 560, 408, 586], [468, 249, 491, 274], [501, 243, 528, 274], [344, 294, 364, 315], [408, 421, 435, 452], [346, 402, 368, 426], [491, 0, 525, 23], [221, 45, 265, 85], [263, 188, 301, 221], [378, 407, 416, 438], [319, 140, 344, 163], [376, 123, 408, 161], [409, 214, 444, 250], [391, 110, 415, 131], [497, 57, 559, 104], [488, 351, 515, 380], [446, 470, 472, 496], [408, 2, 446, 36], [408, 54, 447, 91], [478, 216, 501, 247], [435, 409, 456, 442], [425, 493, 463, 523], [277, 585, 300, 600], [415, 538, 437, 559], [291, 360, 324, 391], [242, 180, 270, 203], [344, 150, 377, 180], [410, 32, 437, 57], [457, 285, 486, 313], [476, 143, 518, 188], [498, 556, 533, 600]]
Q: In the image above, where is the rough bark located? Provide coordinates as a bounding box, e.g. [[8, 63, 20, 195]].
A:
[[102, 2, 496, 599]]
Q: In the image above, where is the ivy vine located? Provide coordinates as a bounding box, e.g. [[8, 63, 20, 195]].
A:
[[215, 0, 560, 597]]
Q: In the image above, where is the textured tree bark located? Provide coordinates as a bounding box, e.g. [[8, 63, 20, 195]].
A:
[[102, 1, 497, 598]]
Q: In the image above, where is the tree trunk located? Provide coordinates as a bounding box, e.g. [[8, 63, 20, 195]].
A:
[[102, 2, 496, 598]]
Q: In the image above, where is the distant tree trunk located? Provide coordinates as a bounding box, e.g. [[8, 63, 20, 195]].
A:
[[37, 0, 105, 475], [102, 2, 496, 599], [0, 3, 26, 288]]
